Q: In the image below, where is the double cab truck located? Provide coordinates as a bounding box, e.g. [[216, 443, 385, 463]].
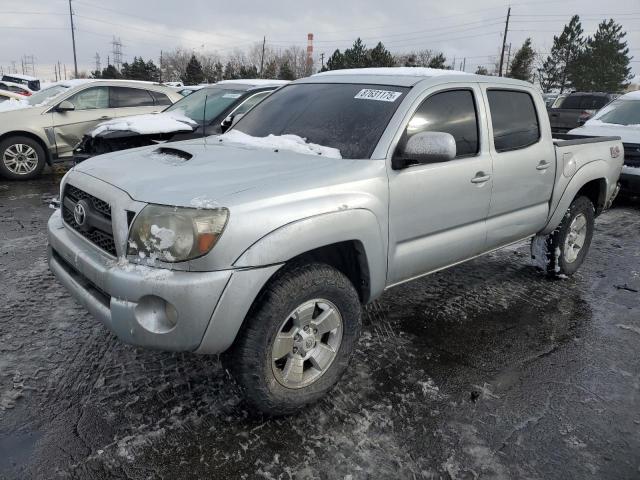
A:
[[48, 68, 623, 414]]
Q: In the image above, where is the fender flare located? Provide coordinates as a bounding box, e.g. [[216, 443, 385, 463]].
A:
[[233, 208, 387, 301], [540, 161, 609, 235]]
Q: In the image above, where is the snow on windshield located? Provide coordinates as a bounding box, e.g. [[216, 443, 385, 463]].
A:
[[91, 111, 197, 137], [219, 130, 342, 159]]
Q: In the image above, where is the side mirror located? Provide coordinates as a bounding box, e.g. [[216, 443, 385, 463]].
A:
[[392, 131, 456, 169], [57, 100, 75, 112], [220, 113, 245, 133]]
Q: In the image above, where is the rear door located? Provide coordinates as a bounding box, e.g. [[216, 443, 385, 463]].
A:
[[387, 84, 493, 285], [109, 86, 163, 117], [482, 87, 556, 249], [52, 85, 112, 158]]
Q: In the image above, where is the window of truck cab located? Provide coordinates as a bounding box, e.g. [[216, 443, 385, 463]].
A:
[[486, 88, 541, 153], [395, 88, 480, 161]]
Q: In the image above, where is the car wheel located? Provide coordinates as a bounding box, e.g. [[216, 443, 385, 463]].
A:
[[532, 195, 595, 277], [223, 262, 362, 415], [0, 136, 46, 180]]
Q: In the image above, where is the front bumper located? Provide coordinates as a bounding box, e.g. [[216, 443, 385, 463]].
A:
[[48, 210, 281, 353]]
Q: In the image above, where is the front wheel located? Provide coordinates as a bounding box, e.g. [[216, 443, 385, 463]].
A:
[[531, 195, 595, 277], [223, 262, 362, 415], [0, 136, 46, 180]]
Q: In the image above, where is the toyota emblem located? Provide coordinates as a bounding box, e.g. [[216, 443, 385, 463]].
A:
[[74, 202, 86, 226]]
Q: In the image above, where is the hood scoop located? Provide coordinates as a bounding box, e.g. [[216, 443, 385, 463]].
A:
[[151, 147, 193, 161]]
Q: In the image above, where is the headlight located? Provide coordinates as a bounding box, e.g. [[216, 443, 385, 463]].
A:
[[127, 204, 229, 263]]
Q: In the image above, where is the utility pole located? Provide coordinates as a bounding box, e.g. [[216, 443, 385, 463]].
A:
[[320, 52, 325, 70], [505, 43, 512, 76], [259, 36, 266, 77], [159, 50, 163, 83], [498, 6, 511, 77], [462, 57, 466, 72], [64, 64, 67, 80], [68, 0, 78, 78]]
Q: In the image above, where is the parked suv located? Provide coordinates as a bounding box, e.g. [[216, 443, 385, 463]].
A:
[[548, 92, 617, 133], [48, 68, 622, 414], [0, 80, 182, 179], [1, 73, 40, 91]]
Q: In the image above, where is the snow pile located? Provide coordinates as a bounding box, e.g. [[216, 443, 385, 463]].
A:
[[314, 67, 470, 78], [0, 98, 30, 113], [150, 225, 176, 250], [190, 196, 220, 209], [219, 130, 342, 158], [91, 111, 197, 137]]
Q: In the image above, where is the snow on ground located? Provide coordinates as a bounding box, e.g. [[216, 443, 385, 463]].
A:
[[314, 67, 471, 77], [219, 130, 342, 158], [91, 111, 197, 137]]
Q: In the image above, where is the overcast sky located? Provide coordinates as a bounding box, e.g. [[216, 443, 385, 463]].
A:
[[2, 0, 638, 81]]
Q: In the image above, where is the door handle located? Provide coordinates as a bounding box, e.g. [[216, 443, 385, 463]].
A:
[[550, 113, 559, 117], [99, 116, 111, 120], [471, 173, 491, 184], [536, 161, 550, 171]]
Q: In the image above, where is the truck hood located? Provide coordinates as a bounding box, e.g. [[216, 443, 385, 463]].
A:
[[569, 122, 640, 144], [73, 138, 361, 206]]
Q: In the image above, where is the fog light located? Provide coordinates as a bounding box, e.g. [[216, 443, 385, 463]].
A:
[[134, 295, 178, 334]]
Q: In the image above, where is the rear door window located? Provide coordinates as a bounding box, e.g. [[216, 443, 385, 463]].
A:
[[487, 90, 540, 152], [110, 87, 155, 108], [150, 91, 172, 106]]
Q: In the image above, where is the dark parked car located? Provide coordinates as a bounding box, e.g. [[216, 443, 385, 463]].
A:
[[1, 74, 40, 91], [74, 80, 288, 161], [547, 92, 618, 133]]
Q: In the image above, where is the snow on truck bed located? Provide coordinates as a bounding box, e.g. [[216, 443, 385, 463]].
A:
[[91, 111, 197, 137], [219, 130, 342, 159]]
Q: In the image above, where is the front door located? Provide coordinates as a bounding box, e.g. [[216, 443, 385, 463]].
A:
[[387, 86, 493, 286], [52, 86, 112, 158]]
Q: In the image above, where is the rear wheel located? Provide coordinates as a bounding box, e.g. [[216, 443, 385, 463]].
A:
[[223, 262, 361, 415], [0, 136, 46, 180], [531, 196, 595, 277]]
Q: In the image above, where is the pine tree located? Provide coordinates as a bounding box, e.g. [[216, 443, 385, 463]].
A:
[[325, 49, 345, 71], [223, 62, 239, 80], [475, 66, 489, 75], [278, 61, 295, 80], [239, 65, 259, 79], [182, 55, 205, 85], [263, 60, 278, 79], [368, 42, 395, 67], [100, 64, 121, 79], [344, 38, 368, 68], [428, 53, 447, 69], [572, 19, 632, 92], [508, 38, 536, 81], [539, 16, 585, 93]]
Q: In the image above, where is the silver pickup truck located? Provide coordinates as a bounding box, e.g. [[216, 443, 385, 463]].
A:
[[48, 68, 623, 414]]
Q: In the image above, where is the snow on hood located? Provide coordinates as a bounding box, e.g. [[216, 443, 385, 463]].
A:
[[90, 110, 198, 137], [568, 123, 640, 144], [0, 98, 30, 113], [219, 130, 342, 159], [73, 139, 355, 206]]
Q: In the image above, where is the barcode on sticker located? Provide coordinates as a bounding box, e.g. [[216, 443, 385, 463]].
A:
[[354, 89, 402, 102], [222, 93, 242, 98]]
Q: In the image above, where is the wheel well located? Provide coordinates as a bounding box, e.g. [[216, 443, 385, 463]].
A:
[[0, 131, 52, 165], [576, 178, 606, 216], [290, 241, 371, 303]]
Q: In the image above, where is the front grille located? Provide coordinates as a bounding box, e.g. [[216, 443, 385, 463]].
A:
[[623, 143, 640, 168], [62, 184, 117, 256]]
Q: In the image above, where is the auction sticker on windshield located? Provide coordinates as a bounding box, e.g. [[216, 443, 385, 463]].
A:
[[354, 89, 403, 102]]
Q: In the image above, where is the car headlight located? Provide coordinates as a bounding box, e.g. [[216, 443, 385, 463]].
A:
[[127, 204, 229, 263]]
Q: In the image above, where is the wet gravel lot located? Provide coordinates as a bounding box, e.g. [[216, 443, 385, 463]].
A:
[[1, 168, 639, 480]]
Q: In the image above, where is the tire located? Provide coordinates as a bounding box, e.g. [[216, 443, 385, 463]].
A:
[[532, 196, 595, 277], [0, 136, 46, 180], [223, 262, 362, 415]]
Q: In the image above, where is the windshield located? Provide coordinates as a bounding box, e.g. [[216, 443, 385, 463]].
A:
[[233, 83, 409, 159], [27, 85, 69, 106], [594, 100, 640, 126], [165, 87, 245, 122]]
